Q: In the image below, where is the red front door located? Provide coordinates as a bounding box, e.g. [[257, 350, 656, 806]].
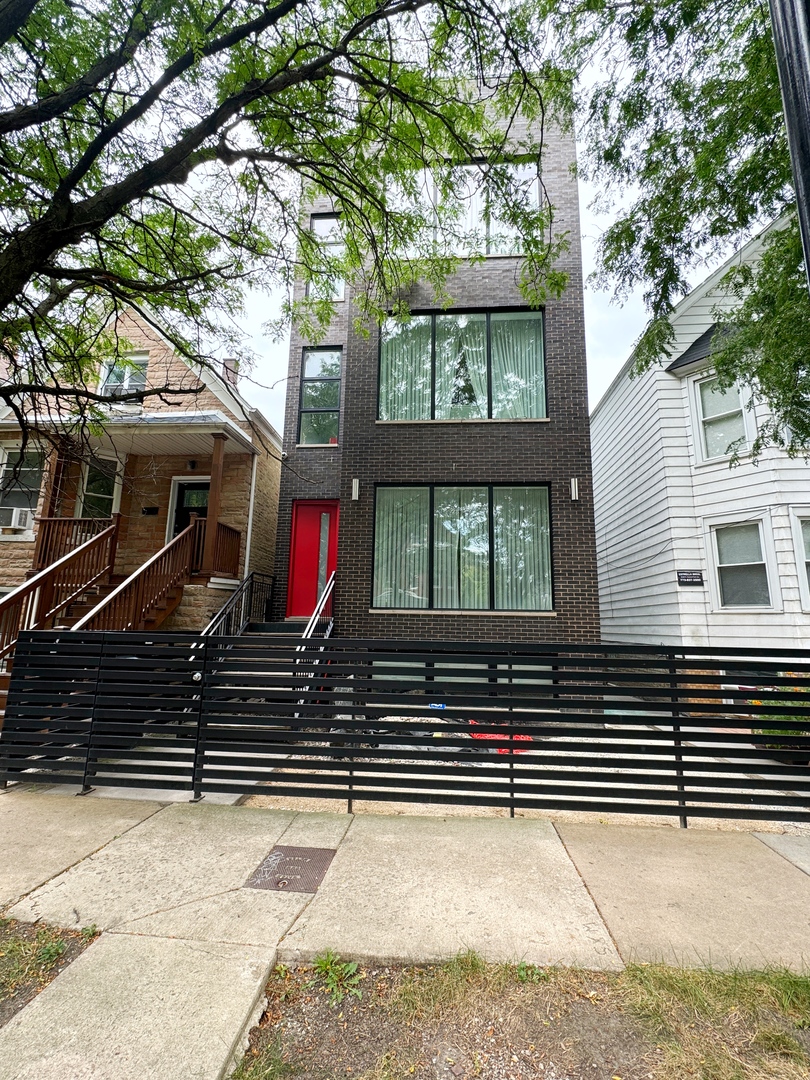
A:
[[287, 501, 339, 617]]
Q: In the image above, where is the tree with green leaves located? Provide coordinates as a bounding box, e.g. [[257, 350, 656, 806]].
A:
[[0, 0, 570, 452], [548, 0, 809, 452]]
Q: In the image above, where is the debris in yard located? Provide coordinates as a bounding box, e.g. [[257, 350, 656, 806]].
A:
[[232, 953, 810, 1079]]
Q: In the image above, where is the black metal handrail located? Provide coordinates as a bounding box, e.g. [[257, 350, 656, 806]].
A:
[[203, 572, 274, 637]]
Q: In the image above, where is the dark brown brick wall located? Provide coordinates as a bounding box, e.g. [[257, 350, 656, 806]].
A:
[[272, 124, 600, 642]]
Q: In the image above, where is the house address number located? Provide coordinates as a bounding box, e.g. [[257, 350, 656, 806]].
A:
[[677, 570, 704, 587]]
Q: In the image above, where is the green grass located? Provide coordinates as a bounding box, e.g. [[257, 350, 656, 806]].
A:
[[230, 1034, 295, 1080], [0, 917, 73, 1002]]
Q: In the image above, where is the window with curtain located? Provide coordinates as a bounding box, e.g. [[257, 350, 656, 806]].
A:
[[0, 449, 44, 511], [374, 485, 551, 610], [299, 347, 341, 444], [453, 163, 540, 256], [379, 311, 544, 421]]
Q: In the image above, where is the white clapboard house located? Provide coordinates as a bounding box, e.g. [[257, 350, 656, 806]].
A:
[[590, 224, 810, 648]]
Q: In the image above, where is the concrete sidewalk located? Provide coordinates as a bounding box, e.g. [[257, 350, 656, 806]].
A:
[[1, 786, 809, 1080]]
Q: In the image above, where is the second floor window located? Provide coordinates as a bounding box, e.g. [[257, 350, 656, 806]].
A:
[[299, 347, 341, 445], [101, 352, 148, 399], [697, 377, 746, 459], [379, 311, 545, 421]]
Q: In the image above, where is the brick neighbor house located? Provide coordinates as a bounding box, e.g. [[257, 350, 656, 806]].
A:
[[0, 308, 281, 638], [271, 118, 600, 642]]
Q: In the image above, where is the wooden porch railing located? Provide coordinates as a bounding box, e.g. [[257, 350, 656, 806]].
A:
[[73, 518, 198, 632], [191, 515, 207, 573], [0, 519, 119, 662], [33, 515, 116, 570], [210, 521, 240, 578]]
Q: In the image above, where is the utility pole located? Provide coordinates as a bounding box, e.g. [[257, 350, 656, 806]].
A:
[[769, 0, 810, 290]]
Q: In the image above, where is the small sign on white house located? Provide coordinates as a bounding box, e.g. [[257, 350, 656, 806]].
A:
[[676, 570, 705, 587]]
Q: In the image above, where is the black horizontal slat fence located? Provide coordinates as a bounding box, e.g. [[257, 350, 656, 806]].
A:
[[1, 631, 809, 824]]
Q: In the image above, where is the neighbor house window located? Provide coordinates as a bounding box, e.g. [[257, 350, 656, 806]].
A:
[[101, 352, 148, 398], [0, 449, 44, 512], [373, 485, 551, 610], [379, 311, 545, 421], [800, 519, 810, 595], [308, 213, 344, 301], [80, 458, 119, 518], [696, 377, 746, 459], [713, 522, 771, 607], [299, 347, 341, 445]]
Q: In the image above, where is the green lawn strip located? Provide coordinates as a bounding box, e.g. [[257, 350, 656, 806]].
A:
[[0, 916, 99, 1027]]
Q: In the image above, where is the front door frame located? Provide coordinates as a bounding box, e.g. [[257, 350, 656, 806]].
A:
[[286, 499, 339, 617], [166, 475, 211, 544]]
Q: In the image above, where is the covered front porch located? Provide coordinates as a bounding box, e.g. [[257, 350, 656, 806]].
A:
[[0, 412, 259, 668]]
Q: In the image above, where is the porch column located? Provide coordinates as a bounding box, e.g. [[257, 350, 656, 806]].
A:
[[201, 433, 227, 573]]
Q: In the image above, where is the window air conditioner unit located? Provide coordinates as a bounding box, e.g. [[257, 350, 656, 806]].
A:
[[0, 506, 33, 530]]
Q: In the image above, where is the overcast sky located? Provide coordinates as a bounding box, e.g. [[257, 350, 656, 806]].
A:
[[236, 175, 652, 435]]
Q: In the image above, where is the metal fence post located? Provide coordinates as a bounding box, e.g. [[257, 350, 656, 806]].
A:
[[669, 654, 688, 829], [190, 636, 209, 802], [78, 632, 105, 795]]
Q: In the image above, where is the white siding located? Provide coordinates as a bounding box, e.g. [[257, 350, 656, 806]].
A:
[[591, 223, 810, 650], [591, 365, 690, 644]]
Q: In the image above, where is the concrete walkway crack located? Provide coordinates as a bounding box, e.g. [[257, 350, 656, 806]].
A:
[[0, 800, 169, 915], [551, 821, 625, 967]]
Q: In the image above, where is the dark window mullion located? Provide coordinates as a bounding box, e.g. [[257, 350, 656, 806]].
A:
[[428, 484, 435, 609], [485, 314, 493, 419], [488, 485, 495, 610], [430, 316, 436, 420]]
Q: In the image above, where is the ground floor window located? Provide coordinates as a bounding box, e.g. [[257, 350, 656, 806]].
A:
[[0, 449, 44, 512], [713, 521, 771, 607], [373, 484, 551, 610], [80, 458, 120, 518]]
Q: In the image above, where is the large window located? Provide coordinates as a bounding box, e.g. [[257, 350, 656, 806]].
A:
[[373, 485, 552, 610], [379, 311, 545, 421], [0, 449, 44, 512], [696, 377, 747, 459], [453, 163, 541, 256], [101, 352, 148, 398], [299, 347, 341, 445], [713, 522, 771, 607]]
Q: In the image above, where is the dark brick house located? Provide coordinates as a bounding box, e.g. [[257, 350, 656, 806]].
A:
[[272, 120, 600, 643]]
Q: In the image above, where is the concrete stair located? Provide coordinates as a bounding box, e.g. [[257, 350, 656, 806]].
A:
[[245, 620, 305, 635]]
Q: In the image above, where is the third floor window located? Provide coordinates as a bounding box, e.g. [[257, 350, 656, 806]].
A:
[[378, 311, 545, 421]]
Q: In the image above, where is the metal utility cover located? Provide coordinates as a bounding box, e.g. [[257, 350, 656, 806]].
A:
[[244, 845, 336, 893]]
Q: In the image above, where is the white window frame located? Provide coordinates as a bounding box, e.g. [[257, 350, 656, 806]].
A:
[[789, 506, 810, 612], [165, 475, 212, 545], [689, 372, 755, 465], [99, 350, 149, 403], [75, 456, 123, 519], [703, 511, 782, 613], [0, 443, 45, 540]]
